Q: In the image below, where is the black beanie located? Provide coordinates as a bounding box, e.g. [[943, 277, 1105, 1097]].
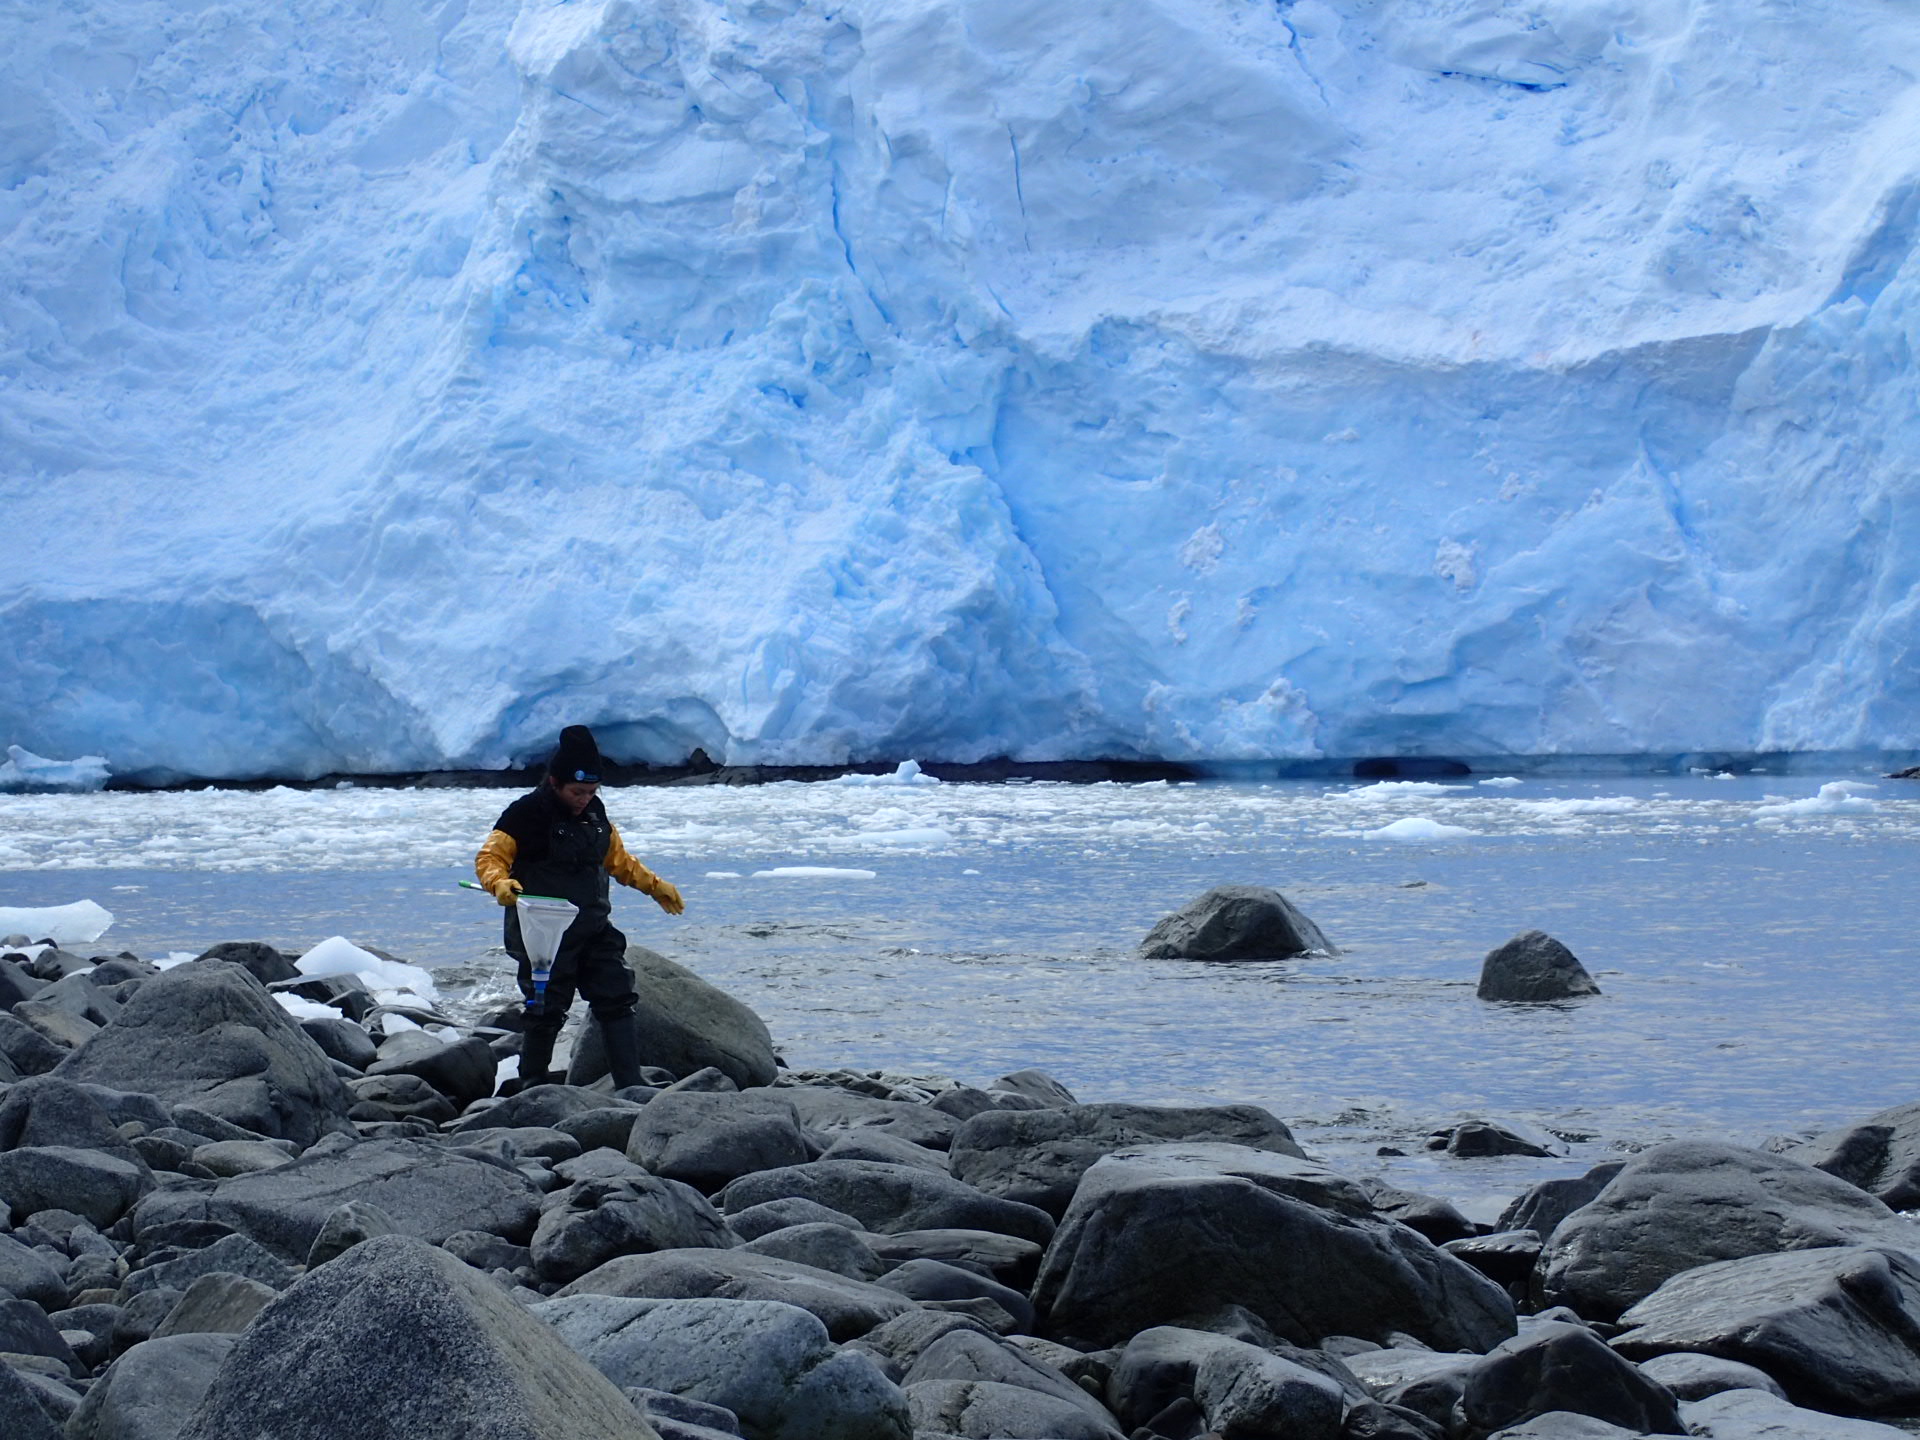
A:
[[547, 725, 602, 783]]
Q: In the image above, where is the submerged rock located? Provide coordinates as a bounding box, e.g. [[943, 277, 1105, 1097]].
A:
[[1476, 932, 1600, 1003], [1138, 885, 1334, 961]]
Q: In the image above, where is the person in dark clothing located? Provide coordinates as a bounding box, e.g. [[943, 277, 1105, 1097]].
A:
[[474, 725, 684, 1092]]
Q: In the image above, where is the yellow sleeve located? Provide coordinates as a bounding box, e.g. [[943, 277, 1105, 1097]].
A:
[[475, 830, 519, 890], [603, 824, 662, 894]]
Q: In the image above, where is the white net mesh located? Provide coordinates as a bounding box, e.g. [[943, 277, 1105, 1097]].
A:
[[515, 895, 578, 978]]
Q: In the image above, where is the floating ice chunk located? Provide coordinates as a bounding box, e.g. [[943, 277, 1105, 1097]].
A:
[[750, 866, 879, 879], [1341, 782, 1461, 801], [855, 827, 954, 847], [704, 871, 743, 879], [1477, 777, 1524, 788], [0, 899, 113, 945], [0, 745, 111, 793], [153, 952, 198, 969], [831, 760, 941, 787], [273, 992, 344, 1020], [1510, 797, 1638, 817], [297, 935, 439, 1002], [1364, 816, 1478, 842], [1752, 782, 1879, 820]]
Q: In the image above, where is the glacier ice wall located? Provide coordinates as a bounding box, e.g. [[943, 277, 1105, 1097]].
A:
[[2, 0, 1917, 779]]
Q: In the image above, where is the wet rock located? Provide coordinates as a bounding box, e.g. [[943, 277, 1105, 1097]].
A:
[[1634, 1349, 1786, 1400], [988, 1071, 1078, 1107], [1476, 932, 1600, 1002], [366, 1034, 498, 1110], [1105, 1325, 1346, 1440], [150, 1271, 279, 1336], [628, 1092, 817, 1192], [1611, 1245, 1920, 1414], [532, 1175, 738, 1284], [537, 1294, 912, 1440], [949, 1102, 1305, 1218], [1676, 1386, 1915, 1438], [1537, 1141, 1917, 1318], [1352, 1178, 1478, 1244], [347, 1072, 459, 1125], [447, 1084, 616, 1134], [297, 1016, 378, 1070], [1442, 1230, 1543, 1290], [755, 1086, 957, 1152], [740, 1221, 887, 1282], [1459, 1321, 1683, 1435], [1425, 1120, 1557, 1159], [1495, 1161, 1625, 1240], [193, 942, 301, 987], [1778, 1098, 1920, 1211], [719, 1161, 1054, 1245], [128, 1137, 540, 1263], [556, 1249, 915, 1341], [174, 1234, 655, 1439], [1139, 885, 1334, 961], [563, 946, 774, 1090], [1033, 1144, 1515, 1351], [53, 962, 356, 1146]]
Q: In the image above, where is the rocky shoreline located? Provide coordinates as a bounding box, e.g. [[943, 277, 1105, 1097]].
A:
[[0, 932, 1918, 1440]]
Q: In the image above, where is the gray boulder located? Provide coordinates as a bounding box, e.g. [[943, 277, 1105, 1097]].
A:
[[1138, 885, 1333, 960], [347, 1072, 459, 1125], [122, 1233, 298, 1298], [150, 1272, 279, 1337], [950, 1102, 1305, 1217], [740, 1222, 887, 1281], [1476, 932, 1600, 1002], [820, 1131, 949, 1173], [54, 962, 356, 1146], [1032, 1143, 1515, 1351], [1611, 1245, 1920, 1414], [1483, 1416, 1642, 1439], [0, 1019, 68, 1078], [727, 1198, 865, 1242], [1778, 1098, 1920, 1211], [1634, 1350, 1786, 1400], [174, 1234, 661, 1438], [718, 1161, 1054, 1245], [306, 1199, 400, 1267], [1495, 1161, 1625, 1239], [193, 942, 301, 986], [0, 1359, 61, 1440], [533, 1175, 738, 1284], [866, 1229, 1043, 1288], [1677, 1387, 1917, 1438], [0, 1296, 83, 1374], [0, 1231, 67, 1309], [555, 1249, 914, 1341], [0, 1073, 148, 1159], [904, 1327, 1116, 1427], [67, 1332, 239, 1440], [1105, 1325, 1346, 1440], [1460, 1321, 1683, 1435], [876, 1259, 1035, 1334], [450, 1084, 625, 1134], [298, 1016, 378, 1070], [1537, 1141, 1919, 1318], [128, 1137, 540, 1262], [366, 1034, 498, 1110], [191, 1140, 295, 1178], [629, 1091, 816, 1191], [753, 1086, 957, 1151], [0, 1144, 154, 1221], [565, 946, 774, 1090], [905, 1380, 1124, 1440], [536, 1295, 911, 1440]]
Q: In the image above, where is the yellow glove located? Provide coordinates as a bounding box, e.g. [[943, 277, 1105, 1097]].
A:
[[648, 878, 684, 915], [491, 878, 524, 906]]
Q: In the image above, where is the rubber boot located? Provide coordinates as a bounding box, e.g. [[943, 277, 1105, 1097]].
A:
[[513, 1027, 558, 1093], [598, 1011, 646, 1091]]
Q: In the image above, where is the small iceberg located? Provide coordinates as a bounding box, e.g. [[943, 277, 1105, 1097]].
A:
[[830, 760, 941, 787], [0, 898, 114, 946], [1364, 816, 1478, 842], [1753, 781, 1878, 821], [0, 745, 111, 793], [297, 935, 440, 1005]]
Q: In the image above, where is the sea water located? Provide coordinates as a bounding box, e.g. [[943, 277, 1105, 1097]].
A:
[[2, 769, 1915, 1219]]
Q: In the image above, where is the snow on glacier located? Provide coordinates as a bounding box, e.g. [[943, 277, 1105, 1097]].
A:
[[2, 0, 1918, 780]]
